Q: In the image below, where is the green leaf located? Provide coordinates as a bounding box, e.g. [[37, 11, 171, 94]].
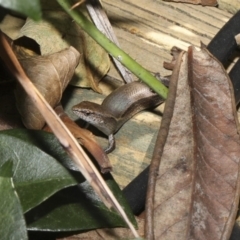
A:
[[0, 129, 137, 232], [3, 129, 81, 171], [0, 129, 84, 213], [0, 0, 41, 21], [26, 176, 137, 231], [0, 161, 28, 240]]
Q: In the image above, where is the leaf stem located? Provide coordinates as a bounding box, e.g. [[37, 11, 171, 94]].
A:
[[57, 0, 168, 99]]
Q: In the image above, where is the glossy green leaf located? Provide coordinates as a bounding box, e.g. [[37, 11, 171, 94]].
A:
[[26, 176, 137, 231], [0, 129, 137, 232], [0, 161, 28, 240], [0, 129, 84, 213], [0, 0, 41, 20]]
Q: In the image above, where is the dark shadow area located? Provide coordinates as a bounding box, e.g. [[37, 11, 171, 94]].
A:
[[230, 223, 240, 240], [0, 6, 10, 22], [14, 36, 41, 56], [123, 166, 149, 215], [28, 229, 90, 240], [61, 85, 80, 110], [0, 57, 24, 129], [207, 11, 240, 105]]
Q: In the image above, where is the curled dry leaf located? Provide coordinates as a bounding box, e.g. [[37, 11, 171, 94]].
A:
[[15, 46, 80, 129], [19, 9, 110, 92], [146, 46, 240, 240]]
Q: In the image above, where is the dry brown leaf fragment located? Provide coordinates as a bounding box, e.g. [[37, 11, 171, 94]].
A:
[[163, 46, 184, 70], [146, 46, 240, 240], [48, 104, 112, 173]]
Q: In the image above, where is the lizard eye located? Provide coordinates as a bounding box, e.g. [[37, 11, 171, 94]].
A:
[[84, 112, 91, 116]]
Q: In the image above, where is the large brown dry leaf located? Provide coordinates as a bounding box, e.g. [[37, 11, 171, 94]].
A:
[[15, 47, 80, 129], [146, 46, 240, 240], [19, 9, 110, 92]]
